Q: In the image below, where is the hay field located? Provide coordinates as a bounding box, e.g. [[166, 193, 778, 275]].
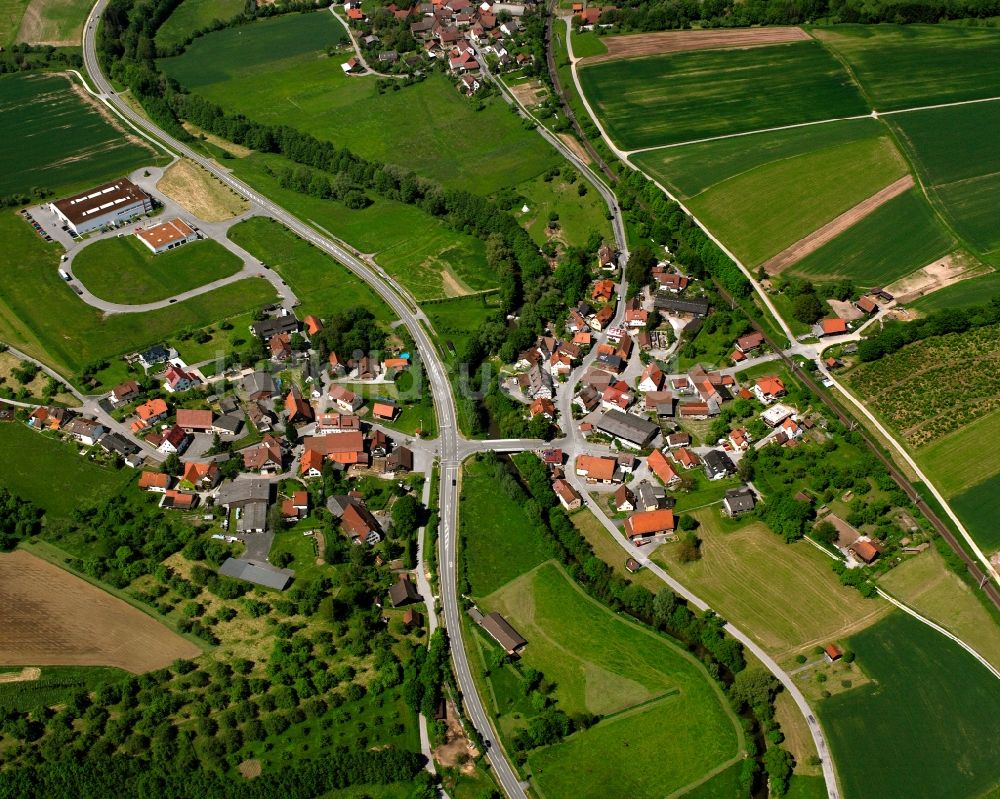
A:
[[0, 550, 201, 672], [583, 26, 809, 63], [156, 159, 249, 222]]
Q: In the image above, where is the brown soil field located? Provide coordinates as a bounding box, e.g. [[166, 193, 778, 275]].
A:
[[582, 26, 810, 64], [764, 175, 915, 274], [558, 132, 590, 164], [885, 252, 989, 304], [156, 158, 250, 223], [0, 551, 201, 673], [432, 699, 478, 773], [509, 80, 546, 107], [0, 666, 41, 683]]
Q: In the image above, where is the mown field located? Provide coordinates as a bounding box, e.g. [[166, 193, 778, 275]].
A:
[[571, 30, 608, 58], [683, 132, 908, 266], [0, 211, 277, 383], [0, 73, 157, 196], [818, 611, 1000, 799], [653, 512, 886, 658], [813, 24, 1000, 110], [424, 293, 500, 356], [155, 0, 245, 50], [14, 0, 93, 46], [226, 217, 393, 320], [72, 236, 243, 304], [229, 153, 497, 300], [914, 408, 1000, 499], [911, 270, 1000, 311], [459, 458, 553, 596], [889, 100, 1000, 259], [159, 11, 559, 192], [578, 41, 868, 151], [878, 546, 1000, 669], [0, 422, 131, 519], [788, 188, 954, 285], [486, 562, 742, 799], [0, 0, 28, 44]]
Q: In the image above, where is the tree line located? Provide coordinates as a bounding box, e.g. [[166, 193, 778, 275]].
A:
[[0, 487, 43, 552]]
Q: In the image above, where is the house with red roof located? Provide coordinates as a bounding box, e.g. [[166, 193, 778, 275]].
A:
[[176, 408, 213, 433], [638, 363, 664, 393], [624, 508, 676, 543], [139, 471, 171, 492], [819, 318, 848, 337], [373, 401, 398, 421], [753, 376, 786, 405], [284, 387, 314, 423], [647, 449, 679, 486], [241, 433, 284, 473], [672, 447, 700, 469], [157, 425, 190, 455], [163, 364, 199, 393], [182, 461, 220, 490]]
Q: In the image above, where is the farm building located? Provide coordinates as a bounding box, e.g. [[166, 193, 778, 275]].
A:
[[218, 558, 293, 591], [596, 409, 659, 449], [135, 218, 198, 254], [475, 610, 527, 655], [50, 177, 153, 235]]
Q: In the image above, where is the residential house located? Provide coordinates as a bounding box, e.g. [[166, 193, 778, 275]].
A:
[[638, 363, 664, 393], [654, 296, 710, 318], [855, 295, 879, 315], [624, 508, 676, 544], [340, 500, 383, 545], [666, 431, 691, 449], [246, 401, 275, 433], [552, 479, 582, 511], [182, 461, 220, 490], [242, 433, 284, 473], [139, 471, 170, 492], [575, 454, 619, 484], [729, 428, 750, 451], [373, 401, 398, 421], [281, 490, 309, 520], [213, 414, 243, 437], [596, 410, 659, 449], [591, 279, 615, 303], [28, 406, 71, 431], [137, 345, 171, 370], [735, 331, 764, 354], [269, 333, 293, 361], [541, 448, 563, 468], [386, 445, 413, 474], [849, 539, 882, 564], [304, 314, 324, 336], [284, 387, 314, 423], [176, 408, 213, 434], [591, 305, 615, 331], [818, 318, 848, 337], [161, 490, 197, 510], [723, 487, 755, 517], [647, 449, 680, 486], [635, 480, 666, 512], [703, 449, 737, 480], [135, 398, 168, 426], [251, 313, 298, 341], [157, 425, 190, 455], [644, 390, 675, 417], [314, 413, 361, 436], [66, 418, 105, 446], [301, 432, 367, 472], [99, 432, 141, 466], [761, 403, 796, 427], [519, 365, 554, 400], [164, 364, 200, 393], [241, 371, 276, 402], [653, 270, 688, 294], [672, 447, 700, 469], [753, 377, 786, 405], [614, 484, 636, 512], [110, 379, 140, 405], [601, 381, 633, 412], [389, 574, 421, 607], [597, 242, 617, 270], [329, 385, 364, 413], [574, 384, 601, 413], [529, 397, 555, 419], [781, 417, 802, 440], [566, 309, 588, 333]]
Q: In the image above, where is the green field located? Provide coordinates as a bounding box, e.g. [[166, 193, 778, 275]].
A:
[[950, 474, 1000, 553], [571, 30, 607, 58], [0, 73, 158, 197], [0, 211, 277, 381], [14, 0, 93, 45], [226, 217, 393, 320], [814, 24, 1000, 110], [424, 294, 500, 355], [72, 236, 242, 304], [160, 11, 560, 192], [484, 562, 742, 799], [0, 423, 132, 519], [0, 665, 127, 711], [155, 0, 245, 50], [878, 547, 1000, 669], [685, 133, 908, 266], [910, 269, 1000, 311], [0, 0, 27, 44], [459, 458, 552, 596], [915, 409, 1000, 499], [578, 41, 868, 151], [788, 188, 954, 285], [890, 101, 1000, 257], [653, 512, 886, 658], [818, 611, 1000, 799], [229, 153, 496, 300], [511, 171, 611, 247]]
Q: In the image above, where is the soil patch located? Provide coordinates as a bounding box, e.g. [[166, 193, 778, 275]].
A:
[[16, 0, 84, 46], [156, 158, 250, 222], [558, 132, 590, 163], [885, 252, 989, 305], [0, 667, 42, 684], [764, 175, 914, 274], [432, 699, 478, 773], [238, 759, 263, 779], [440, 267, 472, 298], [827, 299, 864, 321], [509, 80, 546, 107], [0, 550, 201, 673], [582, 26, 810, 64]]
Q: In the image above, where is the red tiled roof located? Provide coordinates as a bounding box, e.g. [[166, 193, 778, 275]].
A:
[[625, 508, 675, 538]]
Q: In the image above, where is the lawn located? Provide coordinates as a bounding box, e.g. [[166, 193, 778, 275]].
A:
[[228, 153, 496, 301], [226, 217, 393, 321], [878, 546, 1000, 670], [159, 11, 560, 192], [0, 211, 277, 383], [684, 133, 909, 266], [571, 30, 608, 58], [485, 561, 742, 799], [458, 457, 552, 596], [0, 423, 132, 520], [155, 0, 245, 50], [334, 377, 438, 439], [578, 41, 868, 151], [0, 665, 127, 711], [949, 474, 1000, 553], [653, 512, 887, 658], [889, 100, 1000, 257], [570, 507, 661, 592], [813, 24, 1000, 110], [72, 236, 243, 304], [633, 116, 886, 200], [0, 73, 158, 197], [510, 172, 611, 247], [788, 188, 954, 286], [818, 611, 1000, 799]]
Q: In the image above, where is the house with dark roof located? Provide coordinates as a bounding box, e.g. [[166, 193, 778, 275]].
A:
[[654, 296, 710, 317], [595, 410, 659, 449], [704, 449, 737, 481], [723, 487, 755, 517], [218, 558, 293, 590], [389, 574, 421, 607], [478, 611, 527, 655]]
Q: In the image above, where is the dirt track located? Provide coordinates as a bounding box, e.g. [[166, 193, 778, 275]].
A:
[[582, 26, 810, 64], [0, 550, 201, 673], [763, 175, 915, 274], [885, 253, 988, 304]]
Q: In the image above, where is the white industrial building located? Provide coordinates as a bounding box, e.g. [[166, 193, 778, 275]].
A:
[[50, 177, 153, 235], [135, 218, 198, 254]]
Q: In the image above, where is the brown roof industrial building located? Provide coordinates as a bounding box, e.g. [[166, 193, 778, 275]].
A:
[[50, 177, 153, 235], [136, 218, 197, 254]]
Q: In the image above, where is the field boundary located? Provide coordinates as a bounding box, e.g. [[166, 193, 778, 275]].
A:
[[580, 26, 810, 64], [763, 174, 914, 274]]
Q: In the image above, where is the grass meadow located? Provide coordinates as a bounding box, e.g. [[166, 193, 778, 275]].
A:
[[229, 153, 496, 300], [684, 133, 908, 266], [485, 562, 742, 799], [890, 100, 1000, 258], [0, 73, 158, 196], [160, 11, 559, 192], [0, 423, 132, 519], [578, 41, 868, 150], [155, 0, 245, 50], [914, 409, 1000, 499], [911, 270, 1000, 311], [813, 24, 1000, 110], [459, 457, 553, 596], [949, 474, 1000, 553], [424, 293, 500, 355], [226, 217, 394, 320], [0, 211, 276, 382], [0, 0, 28, 44], [653, 512, 886, 658], [818, 611, 1000, 799], [72, 236, 242, 304], [878, 547, 1000, 669], [14, 0, 93, 46], [511, 171, 611, 247], [788, 188, 954, 285], [571, 30, 608, 58]]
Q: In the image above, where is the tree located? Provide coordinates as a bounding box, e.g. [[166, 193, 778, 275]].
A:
[[391, 494, 421, 541], [763, 746, 794, 796], [812, 520, 837, 546], [730, 667, 779, 710], [161, 453, 181, 476], [624, 244, 656, 290], [792, 292, 825, 324]]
